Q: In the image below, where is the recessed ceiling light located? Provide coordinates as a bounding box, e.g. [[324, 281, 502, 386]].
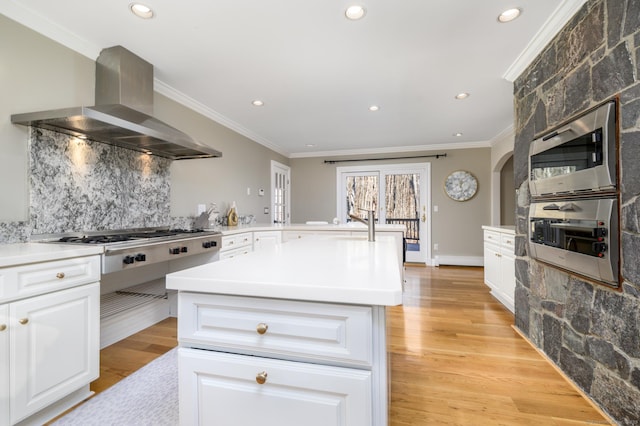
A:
[[76, 134, 87, 140], [368, 105, 380, 111], [454, 92, 470, 100], [345, 5, 366, 20], [498, 8, 521, 23], [453, 132, 463, 137], [252, 100, 264, 106], [130, 3, 154, 19]]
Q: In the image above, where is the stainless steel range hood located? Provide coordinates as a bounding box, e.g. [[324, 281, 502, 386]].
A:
[[11, 46, 222, 160]]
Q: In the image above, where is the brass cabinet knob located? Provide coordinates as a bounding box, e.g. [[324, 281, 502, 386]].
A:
[[0, 324, 6, 331], [256, 371, 268, 385], [256, 323, 269, 335], [56, 272, 65, 279], [18, 318, 29, 325]]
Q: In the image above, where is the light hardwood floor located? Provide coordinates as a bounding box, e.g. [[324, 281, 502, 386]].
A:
[[88, 265, 611, 425]]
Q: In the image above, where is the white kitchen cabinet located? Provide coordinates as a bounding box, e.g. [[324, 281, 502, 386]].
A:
[[0, 254, 100, 426], [253, 230, 282, 250], [482, 227, 515, 313], [179, 348, 372, 426], [220, 232, 253, 260], [177, 292, 387, 425]]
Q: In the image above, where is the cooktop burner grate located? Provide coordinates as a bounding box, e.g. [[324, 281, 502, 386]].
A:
[[53, 228, 211, 244]]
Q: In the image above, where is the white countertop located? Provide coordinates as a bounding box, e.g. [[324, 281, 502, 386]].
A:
[[167, 235, 403, 306], [0, 243, 103, 268], [482, 225, 516, 234], [216, 222, 405, 236]]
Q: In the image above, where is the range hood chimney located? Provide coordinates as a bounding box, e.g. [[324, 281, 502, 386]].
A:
[[11, 46, 222, 160]]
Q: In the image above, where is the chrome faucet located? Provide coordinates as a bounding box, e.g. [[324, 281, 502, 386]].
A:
[[349, 209, 376, 242]]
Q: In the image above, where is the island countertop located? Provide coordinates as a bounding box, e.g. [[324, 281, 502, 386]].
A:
[[166, 234, 403, 306]]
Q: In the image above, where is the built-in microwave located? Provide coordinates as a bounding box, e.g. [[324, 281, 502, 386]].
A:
[[529, 197, 619, 287], [529, 100, 617, 198]]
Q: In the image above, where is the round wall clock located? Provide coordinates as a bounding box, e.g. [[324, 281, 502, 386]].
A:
[[444, 170, 478, 201]]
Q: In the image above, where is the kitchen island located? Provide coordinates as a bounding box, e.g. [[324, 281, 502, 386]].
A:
[[166, 234, 403, 426]]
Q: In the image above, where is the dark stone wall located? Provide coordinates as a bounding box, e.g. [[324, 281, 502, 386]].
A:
[[513, 1, 640, 424]]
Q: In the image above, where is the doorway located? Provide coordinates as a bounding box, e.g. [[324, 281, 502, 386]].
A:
[[271, 161, 290, 224], [336, 163, 431, 263]]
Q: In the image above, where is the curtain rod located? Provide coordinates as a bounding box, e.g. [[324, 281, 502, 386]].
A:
[[323, 153, 447, 164]]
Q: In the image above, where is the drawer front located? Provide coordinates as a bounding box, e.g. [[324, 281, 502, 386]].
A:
[[179, 348, 372, 426], [221, 233, 252, 251], [500, 233, 515, 252], [179, 293, 373, 367], [218, 246, 252, 260], [483, 230, 500, 244], [13, 256, 100, 299]]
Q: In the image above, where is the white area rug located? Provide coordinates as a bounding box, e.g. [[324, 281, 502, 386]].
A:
[[53, 348, 178, 425]]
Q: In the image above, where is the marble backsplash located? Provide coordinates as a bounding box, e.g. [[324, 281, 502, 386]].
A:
[[0, 222, 30, 244], [0, 128, 255, 243], [29, 128, 172, 235]]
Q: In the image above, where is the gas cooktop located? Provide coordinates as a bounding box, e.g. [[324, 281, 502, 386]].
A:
[[34, 228, 222, 274]]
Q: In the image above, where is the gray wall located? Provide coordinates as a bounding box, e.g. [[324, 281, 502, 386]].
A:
[[513, 0, 640, 423], [0, 14, 94, 222], [156, 94, 289, 220], [290, 147, 491, 258], [0, 14, 287, 237]]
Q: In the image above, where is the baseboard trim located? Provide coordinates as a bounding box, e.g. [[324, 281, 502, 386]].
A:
[[511, 325, 615, 425], [432, 255, 483, 267]]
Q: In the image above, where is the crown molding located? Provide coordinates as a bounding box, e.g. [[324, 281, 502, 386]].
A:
[[289, 140, 492, 159], [0, 1, 100, 59], [1, 2, 290, 157], [153, 80, 289, 157], [502, 0, 587, 82]]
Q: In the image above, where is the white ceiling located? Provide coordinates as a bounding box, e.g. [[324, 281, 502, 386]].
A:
[[2, 1, 584, 157]]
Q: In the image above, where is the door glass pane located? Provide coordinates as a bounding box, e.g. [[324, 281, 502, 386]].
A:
[[345, 175, 378, 222], [274, 171, 286, 224], [385, 173, 420, 251]]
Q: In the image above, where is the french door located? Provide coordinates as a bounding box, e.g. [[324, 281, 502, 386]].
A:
[[336, 163, 430, 263], [271, 161, 290, 224]]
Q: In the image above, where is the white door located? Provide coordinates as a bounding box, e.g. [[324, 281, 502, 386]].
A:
[[271, 161, 291, 224], [10, 283, 99, 424], [337, 163, 430, 264], [179, 348, 372, 426]]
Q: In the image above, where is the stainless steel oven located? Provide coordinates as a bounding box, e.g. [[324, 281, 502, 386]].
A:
[[529, 100, 616, 198], [528, 99, 620, 287], [529, 198, 618, 286]]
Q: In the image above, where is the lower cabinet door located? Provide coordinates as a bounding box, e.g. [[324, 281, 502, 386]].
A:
[[10, 283, 99, 424], [179, 347, 372, 426], [483, 242, 501, 291]]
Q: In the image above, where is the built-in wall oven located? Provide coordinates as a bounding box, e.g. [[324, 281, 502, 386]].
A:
[[528, 99, 620, 287]]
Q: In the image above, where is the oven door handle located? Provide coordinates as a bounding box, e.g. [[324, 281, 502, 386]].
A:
[[542, 203, 576, 211], [542, 126, 574, 141], [559, 203, 576, 211]]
